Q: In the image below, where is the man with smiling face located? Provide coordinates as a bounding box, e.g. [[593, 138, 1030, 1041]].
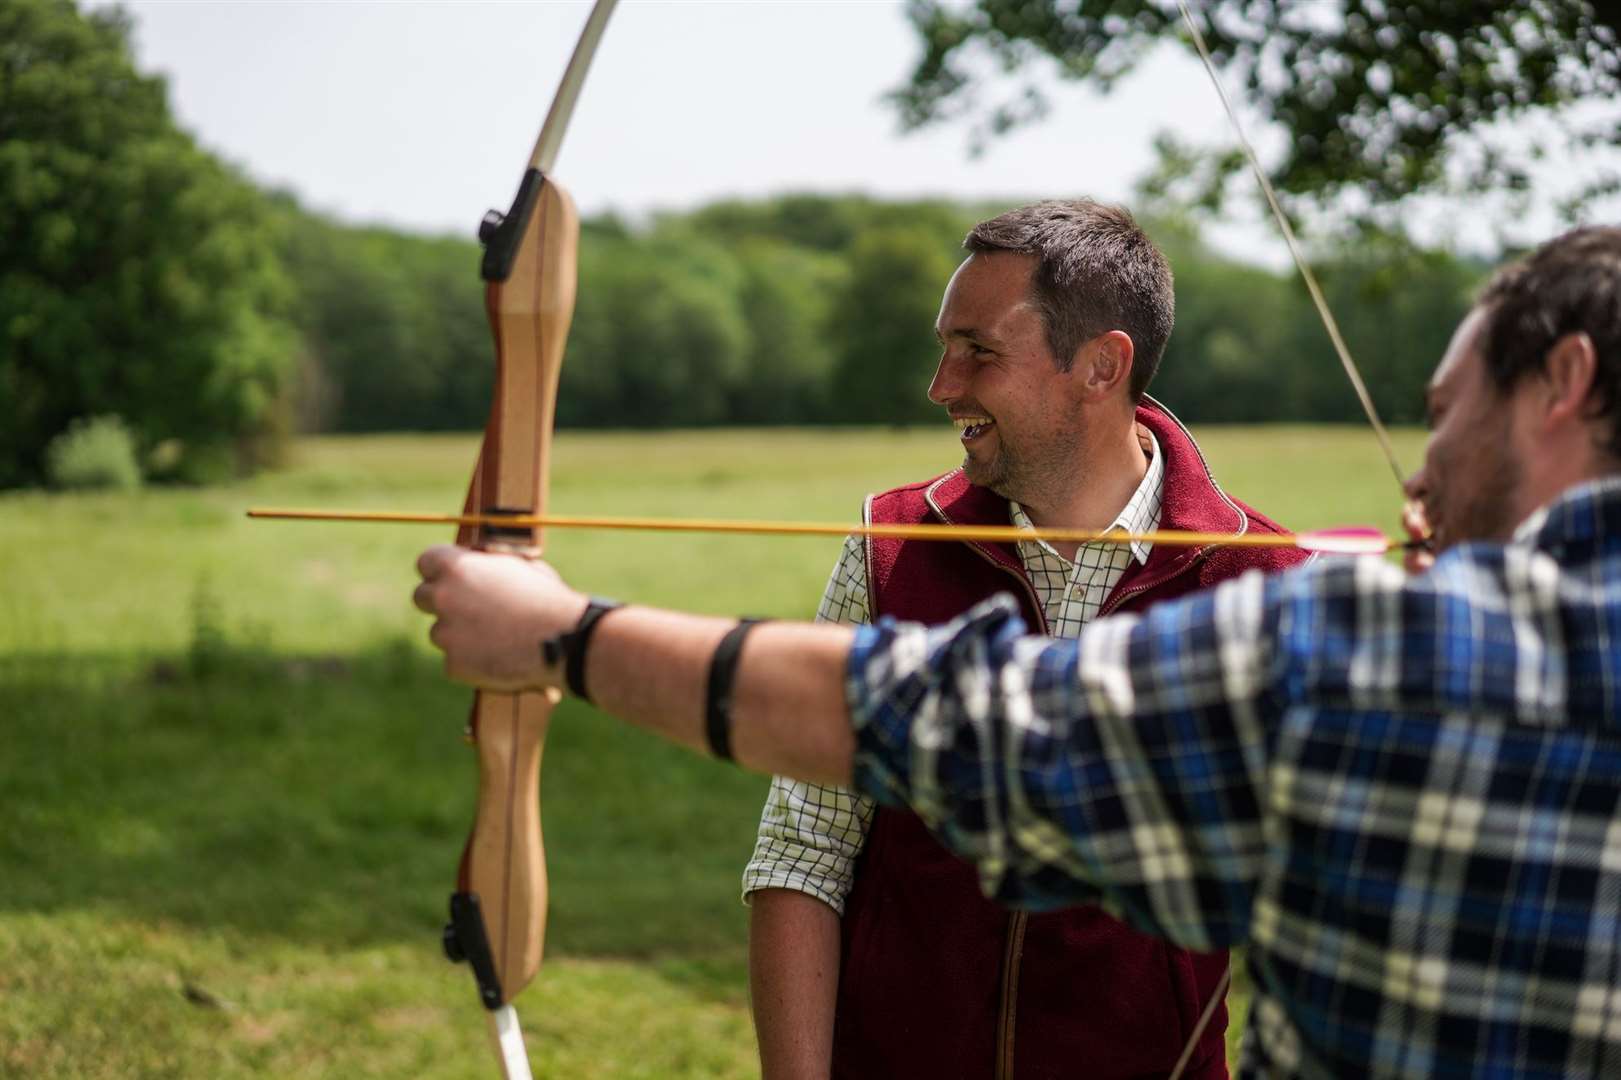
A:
[[416, 225, 1621, 1077], [738, 201, 1306, 1080]]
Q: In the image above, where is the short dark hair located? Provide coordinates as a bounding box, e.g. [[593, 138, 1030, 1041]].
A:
[[1478, 226, 1621, 460], [964, 199, 1174, 398]]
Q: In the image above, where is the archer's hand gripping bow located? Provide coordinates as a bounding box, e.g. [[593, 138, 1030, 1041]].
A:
[[439, 4, 618, 1077]]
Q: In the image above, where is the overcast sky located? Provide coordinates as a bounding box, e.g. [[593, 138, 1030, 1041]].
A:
[[112, 1, 1611, 266]]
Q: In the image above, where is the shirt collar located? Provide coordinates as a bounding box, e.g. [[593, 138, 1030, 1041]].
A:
[[1512, 474, 1621, 552], [1008, 426, 1164, 567]]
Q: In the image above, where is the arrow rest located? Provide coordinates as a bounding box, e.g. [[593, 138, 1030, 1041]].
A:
[[472, 505, 539, 550]]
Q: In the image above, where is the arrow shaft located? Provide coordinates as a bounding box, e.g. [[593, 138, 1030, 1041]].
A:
[[247, 506, 1401, 553]]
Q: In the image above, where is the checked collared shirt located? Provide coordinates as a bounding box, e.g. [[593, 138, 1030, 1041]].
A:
[[846, 476, 1621, 1078], [743, 431, 1163, 911]]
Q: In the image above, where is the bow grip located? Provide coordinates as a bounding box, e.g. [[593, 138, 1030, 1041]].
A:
[[447, 690, 552, 1007]]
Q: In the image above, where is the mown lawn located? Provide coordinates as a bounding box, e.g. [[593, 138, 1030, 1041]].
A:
[[0, 425, 1425, 1078]]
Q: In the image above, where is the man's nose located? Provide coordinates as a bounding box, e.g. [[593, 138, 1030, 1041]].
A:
[[927, 351, 966, 406]]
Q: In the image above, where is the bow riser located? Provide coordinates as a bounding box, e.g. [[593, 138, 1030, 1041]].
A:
[[473, 179, 579, 550], [447, 174, 579, 1076]]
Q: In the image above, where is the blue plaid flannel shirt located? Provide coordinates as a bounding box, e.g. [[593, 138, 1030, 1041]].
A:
[[847, 477, 1621, 1078]]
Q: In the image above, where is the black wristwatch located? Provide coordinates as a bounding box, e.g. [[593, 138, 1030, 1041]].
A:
[[541, 597, 621, 703]]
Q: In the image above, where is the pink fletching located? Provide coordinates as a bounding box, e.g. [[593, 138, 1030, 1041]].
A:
[[1296, 527, 1393, 556]]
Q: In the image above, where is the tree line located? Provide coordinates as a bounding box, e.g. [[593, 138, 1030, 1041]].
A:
[[3, 0, 1500, 489], [283, 195, 1486, 440]]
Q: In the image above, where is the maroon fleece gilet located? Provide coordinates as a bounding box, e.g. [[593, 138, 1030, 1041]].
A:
[[830, 399, 1309, 1080]]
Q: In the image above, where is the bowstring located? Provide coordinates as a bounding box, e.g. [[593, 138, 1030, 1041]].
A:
[[1165, 8, 1410, 1078], [1175, 0, 1408, 492]]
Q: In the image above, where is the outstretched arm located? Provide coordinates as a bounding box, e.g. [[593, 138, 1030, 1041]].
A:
[[415, 542, 1298, 949], [414, 544, 858, 785]]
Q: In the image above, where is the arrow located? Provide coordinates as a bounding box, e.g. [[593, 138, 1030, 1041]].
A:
[[246, 507, 1420, 556]]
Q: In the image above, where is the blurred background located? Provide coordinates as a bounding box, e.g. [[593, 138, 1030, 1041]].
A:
[[3, 1, 1618, 1076]]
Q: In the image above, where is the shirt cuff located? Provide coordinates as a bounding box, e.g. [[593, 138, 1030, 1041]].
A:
[[739, 865, 850, 914]]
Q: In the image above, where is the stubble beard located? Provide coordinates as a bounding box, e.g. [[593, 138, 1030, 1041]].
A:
[[963, 447, 1009, 495], [965, 432, 1076, 513], [1435, 412, 1524, 549], [1461, 442, 1524, 544]]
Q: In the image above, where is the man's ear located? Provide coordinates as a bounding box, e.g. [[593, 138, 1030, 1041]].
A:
[[1074, 330, 1136, 400], [1541, 332, 1599, 431]]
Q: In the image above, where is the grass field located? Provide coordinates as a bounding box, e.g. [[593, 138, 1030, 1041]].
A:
[[0, 424, 1426, 1078]]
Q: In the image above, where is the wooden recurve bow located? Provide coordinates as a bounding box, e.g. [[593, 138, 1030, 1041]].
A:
[[427, 8, 1397, 1079], [439, 3, 618, 1077]]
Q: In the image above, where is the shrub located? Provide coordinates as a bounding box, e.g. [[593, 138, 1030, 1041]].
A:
[[168, 441, 240, 487], [44, 415, 142, 491]]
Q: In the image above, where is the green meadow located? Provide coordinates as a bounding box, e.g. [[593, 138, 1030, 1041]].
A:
[[1, 425, 1425, 1078]]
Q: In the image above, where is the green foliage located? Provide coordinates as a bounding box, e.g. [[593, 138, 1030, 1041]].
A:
[[892, 0, 1621, 226], [0, 0, 296, 488], [831, 227, 960, 424], [4, 0, 1496, 460], [184, 573, 274, 681], [275, 208, 485, 433], [0, 3, 1562, 485], [1287, 235, 1484, 426], [281, 195, 937, 432], [728, 239, 846, 423], [187, 575, 226, 678], [272, 191, 1482, 436], [688, 192, 975, 256], [42, 413, 141, 490], [564, 226, 752, 427]]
